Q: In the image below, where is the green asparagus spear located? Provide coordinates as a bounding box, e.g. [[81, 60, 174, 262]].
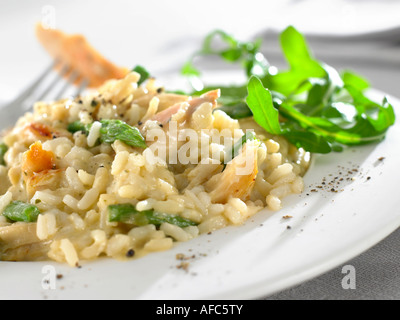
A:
[[108, 203, 198, 228], [3, 201, 41, 222], [67, 119, 147, 149]]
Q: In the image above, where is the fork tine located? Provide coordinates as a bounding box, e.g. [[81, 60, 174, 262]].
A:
[[35, 64, 71, 102], [0, 61, 90, 132], [75, 78, 89, 97], [10, 61, 57, 105], [54, 70, 80, 100]]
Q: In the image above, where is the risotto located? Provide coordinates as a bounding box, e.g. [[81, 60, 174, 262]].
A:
[[0, 71, 310, 266]]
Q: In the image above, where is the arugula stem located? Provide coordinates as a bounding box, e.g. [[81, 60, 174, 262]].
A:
[[279, 103, 384, 145]]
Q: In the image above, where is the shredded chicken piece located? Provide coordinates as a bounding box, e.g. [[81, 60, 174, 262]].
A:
[[207, 142, 258, 203], [150, 89, 220, 127]]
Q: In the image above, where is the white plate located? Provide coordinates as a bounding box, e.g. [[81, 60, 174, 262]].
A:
[[0, 87, 399, 300]]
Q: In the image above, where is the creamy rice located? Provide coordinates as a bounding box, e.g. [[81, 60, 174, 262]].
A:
[[0, 72, 310, 266]]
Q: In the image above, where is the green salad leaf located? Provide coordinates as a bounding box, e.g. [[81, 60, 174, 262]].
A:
[[179, 26, 396, 154], [246, 76, 281, 135], [182, 29, 269, 89], [262, 26, 327, 96]]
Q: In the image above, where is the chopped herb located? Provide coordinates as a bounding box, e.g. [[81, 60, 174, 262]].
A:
[[67, 121, 88, 134], [132, 65, 151, 86], [0, 143, 8, 166]]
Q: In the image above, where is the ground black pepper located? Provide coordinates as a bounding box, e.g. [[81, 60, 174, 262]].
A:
[[126, 249, 135, 258]]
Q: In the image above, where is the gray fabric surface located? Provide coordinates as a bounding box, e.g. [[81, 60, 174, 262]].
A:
[[264, 227, 400, 300]]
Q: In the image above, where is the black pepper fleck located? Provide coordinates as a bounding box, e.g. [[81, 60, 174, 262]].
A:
[[126, 249, 135, 258]]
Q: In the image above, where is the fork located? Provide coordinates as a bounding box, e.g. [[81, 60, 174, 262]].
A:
[[0, 61, 89, 131]]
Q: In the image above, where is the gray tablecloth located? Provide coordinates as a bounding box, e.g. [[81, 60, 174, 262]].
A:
[[264, 227, 400, 299]]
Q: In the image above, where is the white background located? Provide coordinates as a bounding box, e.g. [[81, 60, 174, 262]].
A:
[[0, 0, 399, 97]]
